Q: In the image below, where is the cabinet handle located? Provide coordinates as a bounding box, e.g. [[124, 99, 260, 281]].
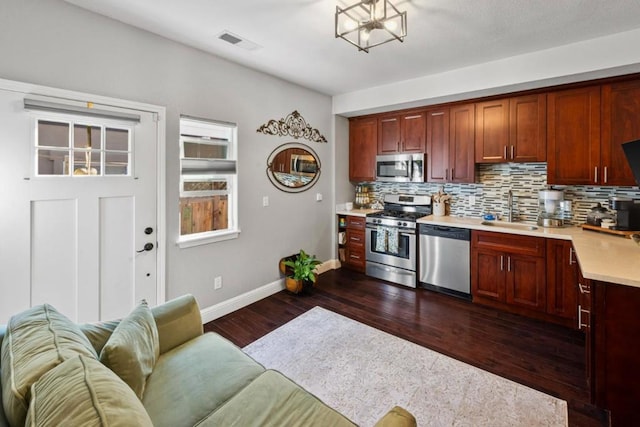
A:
[[569, 247, 575, 265], [451, 168, 455, 179], [578, 305, 590, 330], [594, 166, 598, 183], [510, 145, 515, 160], [578, 304, 582, 329], [351, 237, 361, 242], [578, 283, 591, 294], [507, 256, 511, 272], [350, 254, 361, 260], [503, 146, 507, 160], [604, 166, 608, 184], [445, 169, 449, 180], [500, 255, 504, 271]]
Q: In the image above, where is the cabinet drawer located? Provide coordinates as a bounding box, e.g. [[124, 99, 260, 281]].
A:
[[347, 229, 365, 248], [346, 216, 366, 230], [472, 230, 545, 257]]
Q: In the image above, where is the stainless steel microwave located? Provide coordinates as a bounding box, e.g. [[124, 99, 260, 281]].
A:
[[375, 154, 425, 182]]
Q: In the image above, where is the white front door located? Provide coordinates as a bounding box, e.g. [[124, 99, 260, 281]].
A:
[[0, 87, 161, 323]]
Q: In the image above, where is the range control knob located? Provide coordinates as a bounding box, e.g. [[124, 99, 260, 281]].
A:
[[397, 221, 402, 226], [402, 222, 408, 227]]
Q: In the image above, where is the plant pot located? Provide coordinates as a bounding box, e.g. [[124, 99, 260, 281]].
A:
[[285, 277, 315, 294], [285, 277, 304, 294], [279, 255, 297, 276]]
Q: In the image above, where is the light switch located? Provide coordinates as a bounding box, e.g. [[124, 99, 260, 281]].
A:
[[316, 193, 323, 202], [262, 196, 269, 207]]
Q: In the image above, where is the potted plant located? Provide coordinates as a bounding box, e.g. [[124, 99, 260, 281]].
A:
[[281, 249, 322, 294]]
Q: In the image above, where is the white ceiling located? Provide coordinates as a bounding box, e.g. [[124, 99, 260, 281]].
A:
[[64, 0, 640, 96]]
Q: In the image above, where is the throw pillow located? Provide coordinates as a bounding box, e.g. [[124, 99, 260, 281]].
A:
[[99, 300, 159, 399], [26, 354, 153, 427], [1, 304, 98, 427]]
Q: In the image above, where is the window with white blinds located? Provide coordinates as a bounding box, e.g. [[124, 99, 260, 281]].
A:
[[178, 116, 239, 246]]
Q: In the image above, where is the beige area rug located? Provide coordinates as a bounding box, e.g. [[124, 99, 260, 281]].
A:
[[243, 306, 568, 427]]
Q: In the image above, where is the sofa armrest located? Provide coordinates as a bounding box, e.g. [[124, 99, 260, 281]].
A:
[[151, 294, 203, 354], [374, 406, 417, 427]]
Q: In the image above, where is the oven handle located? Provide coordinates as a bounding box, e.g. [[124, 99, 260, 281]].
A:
[[365, 224, 416, 235]]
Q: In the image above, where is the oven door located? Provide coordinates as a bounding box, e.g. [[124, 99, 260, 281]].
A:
[[365, 225, 415, 271]]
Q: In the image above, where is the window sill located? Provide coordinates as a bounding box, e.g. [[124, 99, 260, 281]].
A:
[[177, 228, 241, 249]]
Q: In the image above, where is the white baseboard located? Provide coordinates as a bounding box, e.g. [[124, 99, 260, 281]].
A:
[[316, 259, 341, 274], [200, 279, 285, 324], [200, 260, 341, 324]]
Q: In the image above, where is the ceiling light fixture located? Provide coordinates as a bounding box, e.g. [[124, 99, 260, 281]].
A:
[[335, 0, 407, 53]]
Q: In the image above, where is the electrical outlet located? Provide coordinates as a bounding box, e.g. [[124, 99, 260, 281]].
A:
[[214, 276, 222, 290], [262, 196, 269, 207], [469, 195, 476, 206], [316, 193, 323, 202]]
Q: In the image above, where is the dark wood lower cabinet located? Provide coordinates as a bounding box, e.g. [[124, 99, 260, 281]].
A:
[[343, 215, 366, 272], [471, 231, 547, 315], [592, 281, 640, 426]]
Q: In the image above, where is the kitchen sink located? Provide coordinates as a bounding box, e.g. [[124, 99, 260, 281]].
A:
[[480, 221, 539, 231]]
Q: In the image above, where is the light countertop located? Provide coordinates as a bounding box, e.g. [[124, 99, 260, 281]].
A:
[[417, 215, 640, 288], [336, 208, 381, 217]]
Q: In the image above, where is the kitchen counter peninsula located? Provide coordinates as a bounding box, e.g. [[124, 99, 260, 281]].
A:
[[416, 215, 640, 289]]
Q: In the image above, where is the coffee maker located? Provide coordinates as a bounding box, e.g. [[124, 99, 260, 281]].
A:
[[610, 197, 640, 231]]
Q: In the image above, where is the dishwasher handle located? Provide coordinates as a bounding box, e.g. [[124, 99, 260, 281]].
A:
[[419, 224, 470, 241]]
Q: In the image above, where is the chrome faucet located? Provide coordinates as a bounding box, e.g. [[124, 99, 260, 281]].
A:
[[507, 189, 513, 222]]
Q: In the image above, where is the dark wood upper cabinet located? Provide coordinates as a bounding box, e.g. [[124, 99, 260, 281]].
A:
[[475, 99, 510, 162], [449, 103, 476, 183], [601, 80, 640, 186], [510, 94, 547, 162], [349, 117, 377, 182], [425, 108, 450, 183], [475, 95, 546, 163], [426, 104, 475, 183], [547, 86, 601, 185], [378, 115, 400, 154], [378, 111, 426, 154]]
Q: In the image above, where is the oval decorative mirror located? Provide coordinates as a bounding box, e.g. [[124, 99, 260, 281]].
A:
[[266, 143, 321, 193]]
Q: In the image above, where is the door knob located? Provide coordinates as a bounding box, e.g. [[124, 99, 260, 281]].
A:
[[137, 243, 154, 253], [144, 227, 154, 235]]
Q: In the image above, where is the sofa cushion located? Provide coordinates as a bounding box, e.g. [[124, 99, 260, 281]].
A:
[[26, 354, 153, 427], [142, 332, 265, 427], [198, 370, 357, 427], [1, 304, 97, 427], [99, 301, 159, 399]]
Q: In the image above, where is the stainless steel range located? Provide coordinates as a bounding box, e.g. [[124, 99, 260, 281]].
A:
[[365, 194, 432, 288]]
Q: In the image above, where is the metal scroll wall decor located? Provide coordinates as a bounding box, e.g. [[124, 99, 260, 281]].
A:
[[256, 110, 327, 143]]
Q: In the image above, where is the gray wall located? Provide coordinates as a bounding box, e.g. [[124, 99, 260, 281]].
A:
[[0, 0, 333, 309]]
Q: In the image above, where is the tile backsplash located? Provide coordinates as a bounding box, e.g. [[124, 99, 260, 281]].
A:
[[362, 163, 640, 225]]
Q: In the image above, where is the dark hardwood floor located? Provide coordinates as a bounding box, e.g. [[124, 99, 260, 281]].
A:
[[205, 268, 608, 427]]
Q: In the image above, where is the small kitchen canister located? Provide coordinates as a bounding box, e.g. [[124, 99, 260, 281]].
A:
[[433, 202, 446, 216]]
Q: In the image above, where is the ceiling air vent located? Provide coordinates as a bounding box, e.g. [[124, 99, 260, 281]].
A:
[[216, 31, 262, 51]]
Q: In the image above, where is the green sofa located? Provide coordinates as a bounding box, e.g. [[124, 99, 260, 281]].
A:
[[0, 295, 416, 427]]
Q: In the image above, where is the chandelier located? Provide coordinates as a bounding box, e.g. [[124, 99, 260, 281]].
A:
[[335, 0, 407, 53]]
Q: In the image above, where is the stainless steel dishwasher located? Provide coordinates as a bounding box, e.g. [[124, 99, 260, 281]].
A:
[[418, 224, 471, 299]]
